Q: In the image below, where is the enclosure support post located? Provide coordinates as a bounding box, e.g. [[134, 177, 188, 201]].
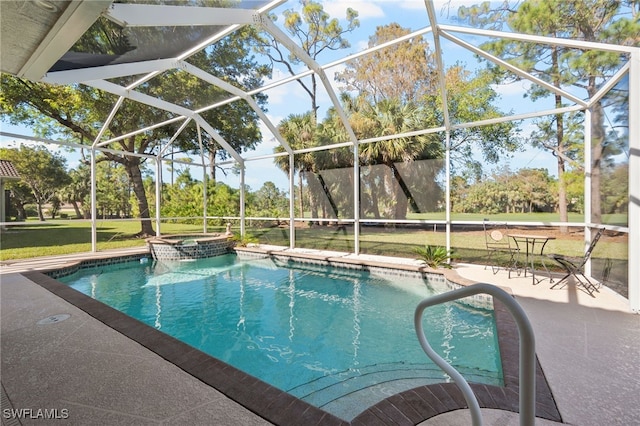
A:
[[155, 157, 162, 236], [353, 140, 360, 255], [289, 153, 295, 249], [240, 164, 245, 237], [628, 49, 640, 312], [584, 110, 592, 277], [445, 131, 451, 260], [196, 125, 207, 233], [90, 148, 97, 252]]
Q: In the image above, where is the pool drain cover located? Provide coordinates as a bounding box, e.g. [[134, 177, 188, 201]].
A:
[[37, 314, 71, 325]]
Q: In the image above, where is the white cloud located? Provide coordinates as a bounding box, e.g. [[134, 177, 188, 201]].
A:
[[321, 1, 384, 20], [397, 1, 429, 11], [491, 80, 532, 98], [397, 0, 496, 20]]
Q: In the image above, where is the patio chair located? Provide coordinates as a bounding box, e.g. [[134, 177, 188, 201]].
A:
[[548, 228, 605, 297], [483, 219, 520, 277]]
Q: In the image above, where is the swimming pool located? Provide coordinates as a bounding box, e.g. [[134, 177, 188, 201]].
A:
[[59, 254, 502, 421]]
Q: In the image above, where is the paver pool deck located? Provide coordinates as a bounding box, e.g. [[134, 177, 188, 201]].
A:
[[1, 247, 638, 425]]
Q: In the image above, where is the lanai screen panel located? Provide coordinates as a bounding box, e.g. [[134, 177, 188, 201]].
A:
[[48, 1, 272, 74]]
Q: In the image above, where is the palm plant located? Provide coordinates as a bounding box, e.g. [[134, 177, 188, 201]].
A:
[[349, 97, 443, 219], [414, 245, 455, 269]]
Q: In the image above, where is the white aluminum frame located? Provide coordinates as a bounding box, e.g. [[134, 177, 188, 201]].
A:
[[3, 0, 638, 311]]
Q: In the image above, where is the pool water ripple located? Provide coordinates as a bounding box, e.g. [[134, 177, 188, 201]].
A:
[[60, 254, 503, 421]]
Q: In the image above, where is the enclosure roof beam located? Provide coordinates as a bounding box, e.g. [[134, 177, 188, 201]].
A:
[[17, 1, 111, 81], [439, 24, 638, 54], [257, 15, 359, 145], [107, 1, 284, 92], [97, 116, 186, 148], [105, 4, 256, 27], [451, 105, 584, 130], [43, 59, 180, 86], [86, 79, 195, 118], [587, 62, 631, 108], [244, 26, 434, 103], [93, 96, 125, 148], [425, 0, 451, 131], [178, 60, 293, 155], [159, 117, 193, 157], [85, 79, 243, 163], [193, 115, 243, 164], [440, 30, 589, 108]]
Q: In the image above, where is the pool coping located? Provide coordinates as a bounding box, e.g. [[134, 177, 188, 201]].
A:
[[22, 248, 562, 425]]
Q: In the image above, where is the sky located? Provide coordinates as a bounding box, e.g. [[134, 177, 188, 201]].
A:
[[0, 0, 620, 193], [233, 0, 560, 191]]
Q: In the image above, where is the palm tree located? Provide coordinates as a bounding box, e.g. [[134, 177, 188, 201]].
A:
[[347, 97, 443, 219], [274, 113, 318, 220]]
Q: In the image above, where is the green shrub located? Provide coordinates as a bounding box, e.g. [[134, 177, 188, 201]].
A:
[[231, 233, 258, 247]]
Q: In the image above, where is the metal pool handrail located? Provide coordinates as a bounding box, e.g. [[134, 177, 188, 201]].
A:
[[414, 283, 536, 426]]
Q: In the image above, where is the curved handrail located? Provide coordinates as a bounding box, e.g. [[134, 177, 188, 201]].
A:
[[414, 283, 536, 426]]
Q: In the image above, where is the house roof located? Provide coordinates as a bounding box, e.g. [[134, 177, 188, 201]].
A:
[[0, 160, 21, 180]]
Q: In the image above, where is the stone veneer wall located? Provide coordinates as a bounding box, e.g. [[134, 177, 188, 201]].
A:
[[46, 253, 150, 279], [148, 238, 234, 261]]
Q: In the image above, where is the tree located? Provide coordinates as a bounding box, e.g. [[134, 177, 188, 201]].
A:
[[150, 25, 271, 182], [336, 23, 438, 104], [0, 145, 70, 221], [251, 181, 289, 224], [274, 112, 319, 220], [4, 178, 34, 221], [451, 167, 556, 214], [256, 0, 359, 119], [161, 169, 202, 222], [94, 161, 133, 219], [60, 164, 92, 219], [338, 23, 520, 183], [458, 0, 638, 225], [601, 163, 629, 215]]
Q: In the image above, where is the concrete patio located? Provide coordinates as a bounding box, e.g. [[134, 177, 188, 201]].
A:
[[1, 249, 638, 425]]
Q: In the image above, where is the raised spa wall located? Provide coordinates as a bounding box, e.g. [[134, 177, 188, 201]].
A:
[[146, 234, 235, 261]]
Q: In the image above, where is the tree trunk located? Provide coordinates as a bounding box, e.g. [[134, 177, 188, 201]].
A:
[[316, 173, 338, 220], [370, 186, 381, 219], [71, 200, 82, 219], [389, 163, 409, 220], [36, 201, 45, 221], [16, 204, 26, 221], [124, 158, 154, 236], [208, 149, 216, 182], [552, 45, 569, 233], [590, 97, 605, 225], [556, 105, 568, 233], [308, 173, 320, 224], [311, 74, 318, 122], [299, 171, 304, 219]]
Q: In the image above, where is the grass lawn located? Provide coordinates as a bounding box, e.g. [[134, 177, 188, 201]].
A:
[[0, 220, 223, 260], [1, 216, 628, 266]]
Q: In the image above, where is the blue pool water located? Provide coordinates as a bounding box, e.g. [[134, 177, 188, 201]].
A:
[[60, 254, 502, 419]]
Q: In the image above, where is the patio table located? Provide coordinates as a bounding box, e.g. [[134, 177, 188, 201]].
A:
[[508, 234, 556, 285]]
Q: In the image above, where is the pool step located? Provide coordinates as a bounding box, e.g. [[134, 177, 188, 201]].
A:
[[288, 362, 501, 421]]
